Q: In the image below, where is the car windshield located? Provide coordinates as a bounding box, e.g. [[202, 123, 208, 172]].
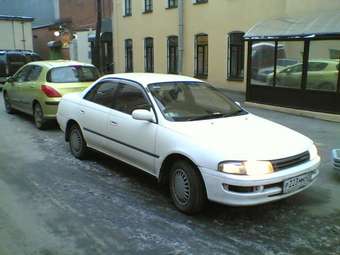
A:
[[148, 82, 246, 122], [48, 66, 99, 83]]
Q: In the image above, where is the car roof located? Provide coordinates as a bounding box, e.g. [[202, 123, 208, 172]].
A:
[[28, 60, 95, 69], [101, 73, 203, 87]]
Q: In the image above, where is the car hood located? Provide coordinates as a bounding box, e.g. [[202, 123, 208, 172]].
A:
[[166, 114, 312, 161]]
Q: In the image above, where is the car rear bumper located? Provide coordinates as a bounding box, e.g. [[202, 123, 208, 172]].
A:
[[200, 156, 320, 206], [43, 99, 60, 118]]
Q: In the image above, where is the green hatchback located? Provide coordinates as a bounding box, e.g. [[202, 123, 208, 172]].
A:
[[3, 60, 99, 129]]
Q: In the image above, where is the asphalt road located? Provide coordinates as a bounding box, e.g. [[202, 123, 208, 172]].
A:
[[0, 91, 339, 255]]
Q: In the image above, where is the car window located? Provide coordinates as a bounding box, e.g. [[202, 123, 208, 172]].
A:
[[85, 81, 119, 108], [114, 83, 150, 115], [308, 62, 328, 71], [14, 65, 33, 82], [48, 66, 99, 83], [0, 54, 6, 77], [8, 53, 26, 75], [26, 65, 42, 81]]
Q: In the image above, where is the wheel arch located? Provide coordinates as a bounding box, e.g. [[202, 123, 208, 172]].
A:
[[158, 153, 206, 191], [65, 119, 80, 142]]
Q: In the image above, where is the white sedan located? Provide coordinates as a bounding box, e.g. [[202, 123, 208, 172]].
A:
[[57, 73, 320, 214]]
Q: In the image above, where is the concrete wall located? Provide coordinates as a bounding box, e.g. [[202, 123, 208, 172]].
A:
[[0, 20, 33, 50], [113, 0, 340, 92]]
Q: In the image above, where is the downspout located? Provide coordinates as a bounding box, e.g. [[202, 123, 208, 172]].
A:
[[178, 0, 184, 74]]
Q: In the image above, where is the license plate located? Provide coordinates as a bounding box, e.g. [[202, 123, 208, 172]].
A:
[[283, 173, 313, 194]]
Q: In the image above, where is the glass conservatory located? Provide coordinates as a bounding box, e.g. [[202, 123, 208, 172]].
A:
[[244, 11, 340, 114]]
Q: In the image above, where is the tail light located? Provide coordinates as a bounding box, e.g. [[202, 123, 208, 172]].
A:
[[41, 85, 61, 98]]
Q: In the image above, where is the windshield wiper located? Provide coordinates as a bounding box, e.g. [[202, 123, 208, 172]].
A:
[[188, 110, 247, 121]]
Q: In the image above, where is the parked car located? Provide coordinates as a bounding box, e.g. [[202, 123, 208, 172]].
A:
[[3, 60, 99, 129], [332, 149, 340, 171], [57, 73, 320, 214], [256, 59, 299, 83], [267, 60, 339, 90], [0, 50, 41, 88]]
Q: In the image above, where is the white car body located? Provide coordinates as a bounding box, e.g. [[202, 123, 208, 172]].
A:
[[57, 73, 320, 207]]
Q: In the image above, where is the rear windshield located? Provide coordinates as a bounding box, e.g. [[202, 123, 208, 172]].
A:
[[47, 66, 99, 83]]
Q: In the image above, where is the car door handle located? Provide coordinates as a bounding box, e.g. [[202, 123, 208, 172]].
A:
[[110, 120, 118, 126], [80, 109, 85, 114]]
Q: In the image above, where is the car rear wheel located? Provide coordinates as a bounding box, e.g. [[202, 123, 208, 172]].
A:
[[169, 160, 207, 214], [3, 93, 14, 114], [69, 124, 88, 159], [33, 103, 47, 130]]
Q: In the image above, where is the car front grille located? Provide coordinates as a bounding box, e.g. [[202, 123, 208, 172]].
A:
[[271, 151, 310, 171]]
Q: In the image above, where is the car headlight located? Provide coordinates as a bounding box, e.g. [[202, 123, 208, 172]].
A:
[[309, 144, 318, 160], [218, 161, 274, 176]]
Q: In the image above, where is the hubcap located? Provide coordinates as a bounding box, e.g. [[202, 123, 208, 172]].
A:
[[34, 106, 43, 126], [70, 129, 82, 154], [173, 169, 191, 205]]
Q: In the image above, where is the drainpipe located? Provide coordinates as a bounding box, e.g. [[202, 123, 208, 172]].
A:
[[178, 0, 184, 74]]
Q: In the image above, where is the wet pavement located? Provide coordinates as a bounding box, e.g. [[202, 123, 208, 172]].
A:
[[0, 91, 339, 255]]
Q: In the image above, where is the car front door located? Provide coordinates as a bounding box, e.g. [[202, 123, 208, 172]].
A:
[[8, 65, 33, 110], [19, 65, 43, 114], [106, 80, 158, 174], [80, 80, 119, 152]]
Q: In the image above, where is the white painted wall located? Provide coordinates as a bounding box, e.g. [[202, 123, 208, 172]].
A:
[[70, 31, 94, 64], [0, 20, 33, 50]]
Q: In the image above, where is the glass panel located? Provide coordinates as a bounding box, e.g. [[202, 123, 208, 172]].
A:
[[306, 40, 340, 92], [275, 41, 304, 89], [251, 41, 275, 86], [49, 66, 99, 83]]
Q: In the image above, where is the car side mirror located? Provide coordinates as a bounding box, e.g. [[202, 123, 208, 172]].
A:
[[6, 77, 14, 83], [132, 109, 155, 122]]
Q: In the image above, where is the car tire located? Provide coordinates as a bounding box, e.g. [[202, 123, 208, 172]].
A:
[[169, 160, 207, 214], [33, 103, 48, 130], [69, 124, 88, 160], [3, 92, 14, 114]]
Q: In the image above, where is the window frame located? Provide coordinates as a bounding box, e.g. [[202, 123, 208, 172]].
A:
[[124, 0, 132, 16], [195, 34, 208, 78], [167, 36, 179, 74], [193, 0, 208, 5], [144, 37, 154, 73], [125, 39, 133, 72], [227, 31, 245, 81], [144, 0, 153, 13], [167, 0, 178, 9]]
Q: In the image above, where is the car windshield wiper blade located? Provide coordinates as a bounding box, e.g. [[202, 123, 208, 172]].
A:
[[188, 110, 247, 121], [188, 113, 227, 121], [224, 109, 247, 118]]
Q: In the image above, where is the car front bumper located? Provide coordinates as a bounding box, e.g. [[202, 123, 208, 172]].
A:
[[200, 156, 320, 206]]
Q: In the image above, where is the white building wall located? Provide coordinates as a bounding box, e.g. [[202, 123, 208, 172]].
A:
[[0, 20, 33, 50], [70, 31, 94, 64]]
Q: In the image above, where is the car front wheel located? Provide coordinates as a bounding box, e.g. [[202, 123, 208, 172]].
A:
[[69, 124, 88, 159], [169, 160, 207, 214]]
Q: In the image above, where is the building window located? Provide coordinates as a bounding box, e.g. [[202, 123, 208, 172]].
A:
[[193, 0, 208, 4], [125, 39, 133, 72], [167, 0, 178, 8], [124, 0, 132, 16], [144, 37, 154, 72], [167, 36, 178, 74], [228, 32, 245, 80], [195, 34, 208, 78], [144, 0, 153, 12]]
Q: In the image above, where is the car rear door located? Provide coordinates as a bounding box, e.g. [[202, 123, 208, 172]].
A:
[[106, 80, 158, 174], [80, 80, 119, 152]]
